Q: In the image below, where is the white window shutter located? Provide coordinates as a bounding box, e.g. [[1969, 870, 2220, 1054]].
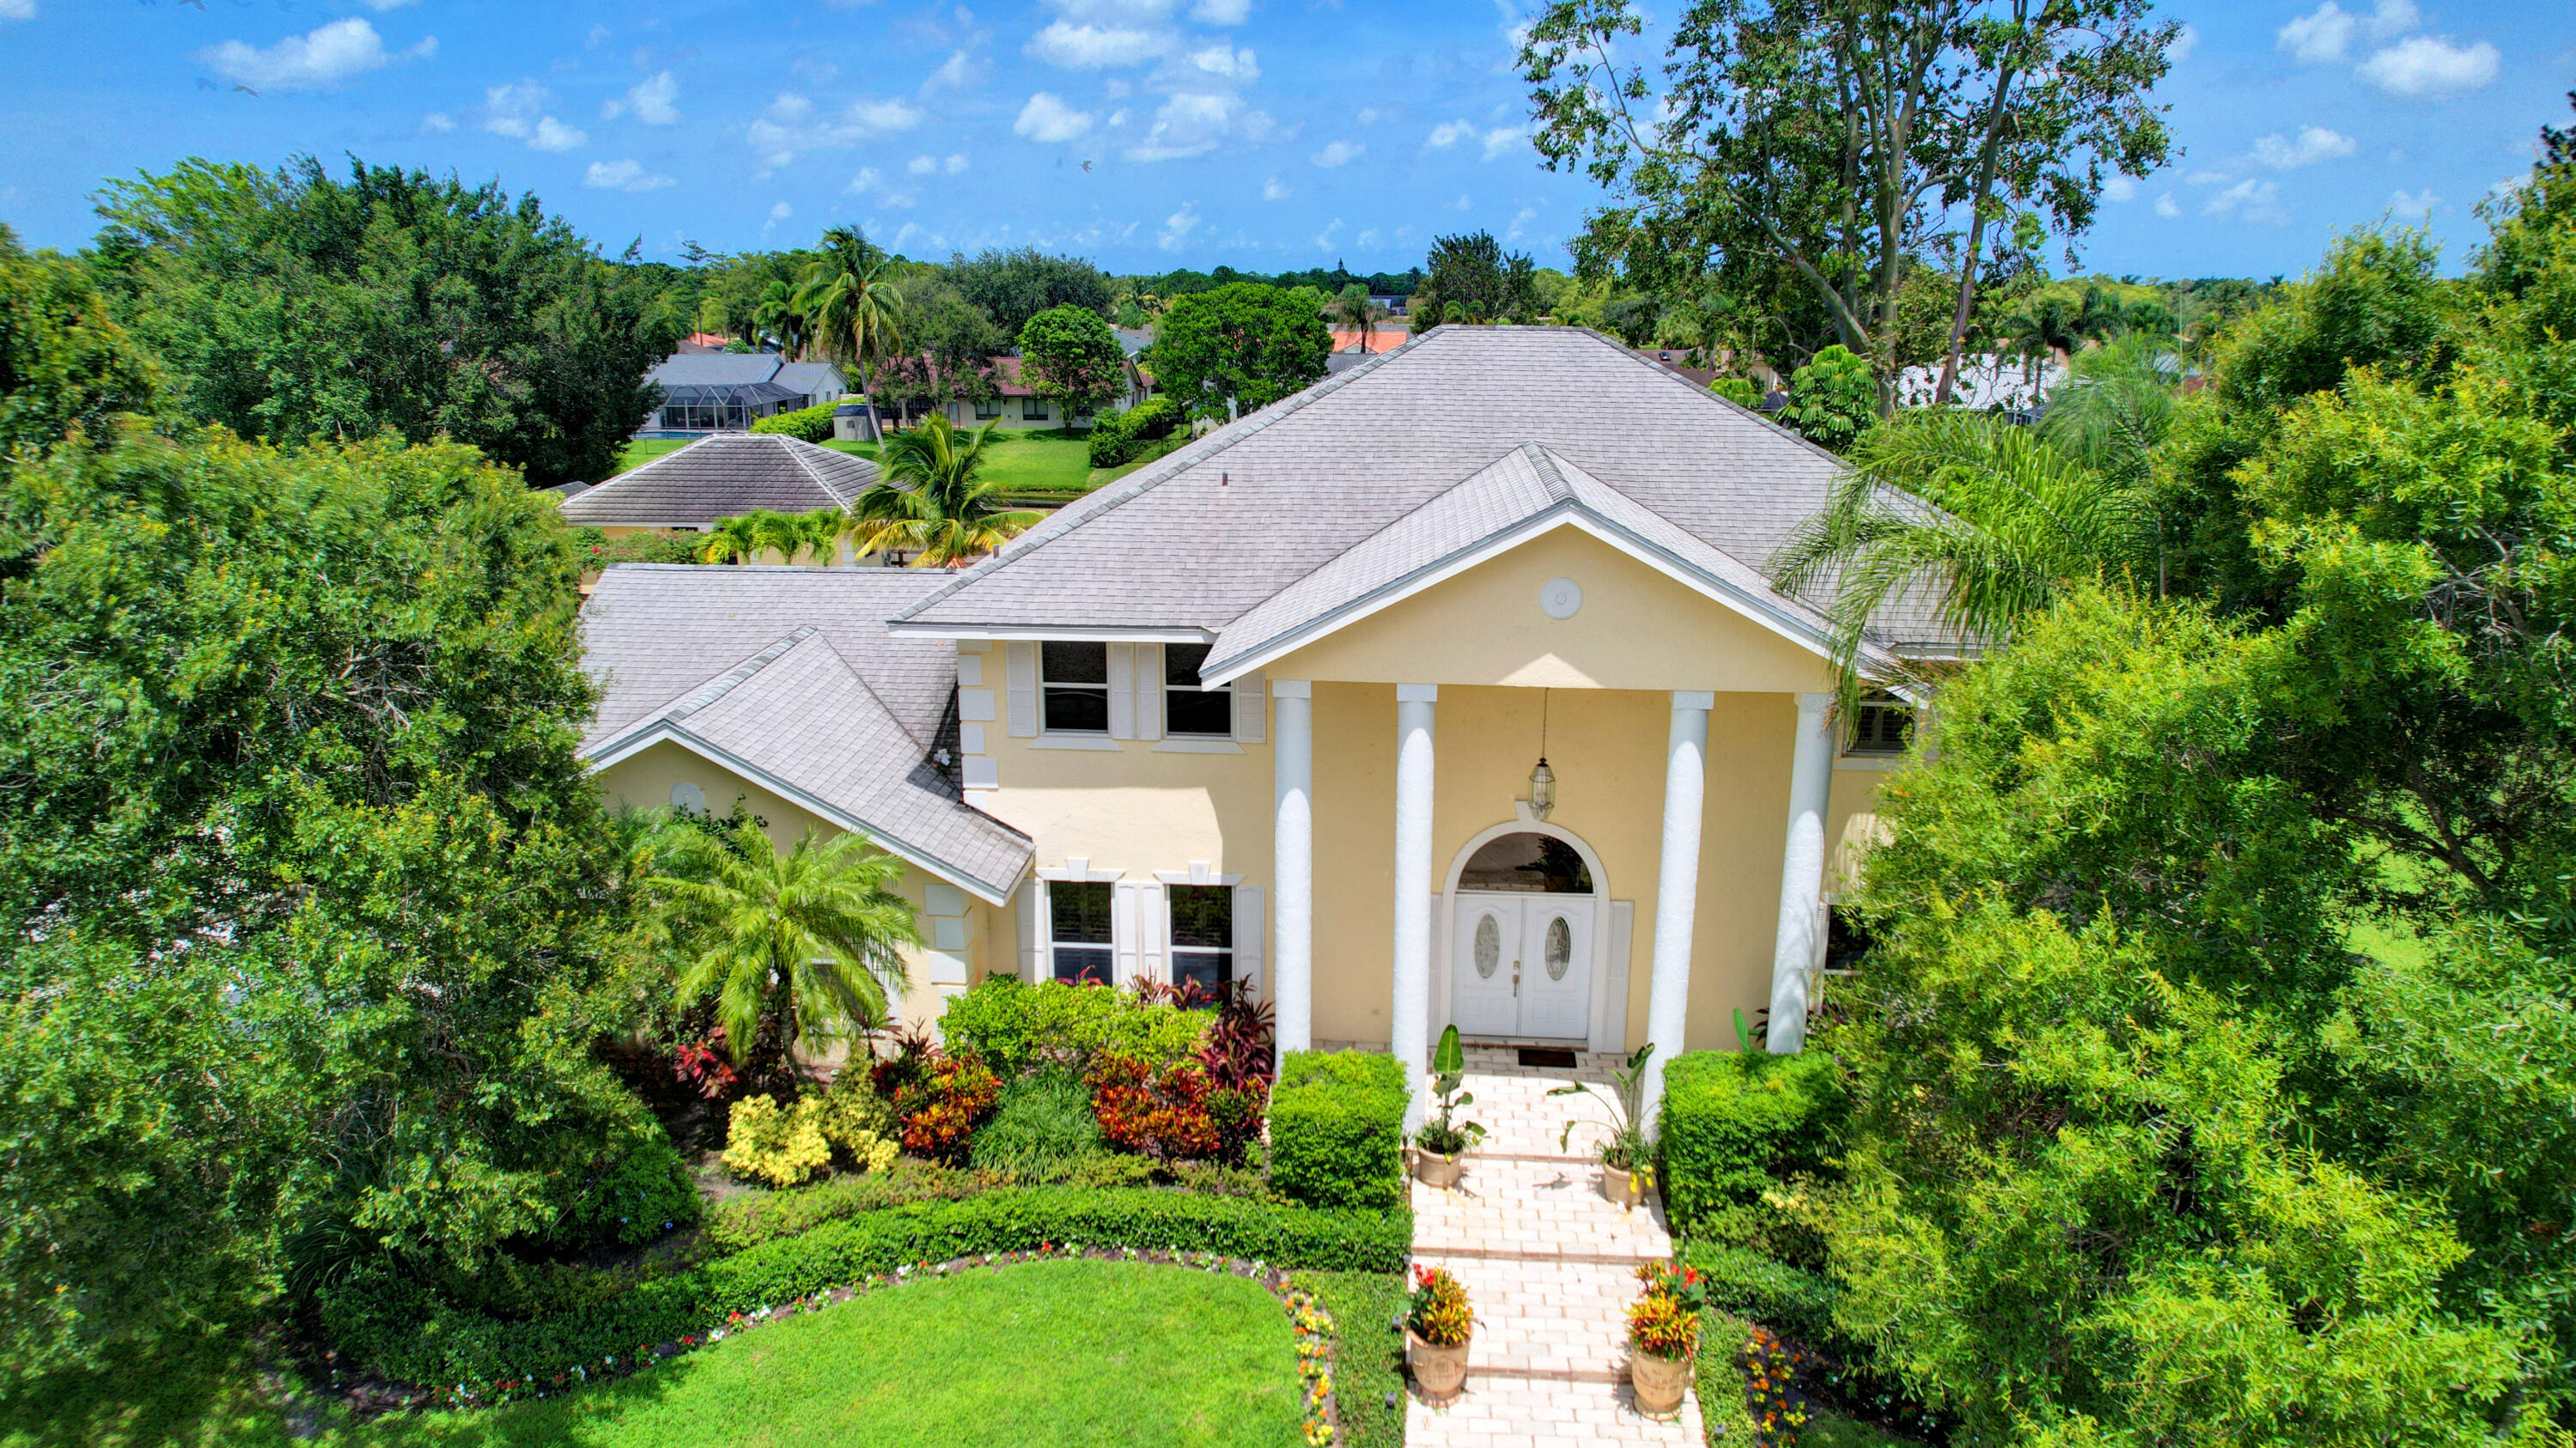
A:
[[1138, 880, 1166, 984], [1233, 885, 1264, 995], [1233, 670, 1267, 744], [1020, 879, 1045, 983], [1005, 642, 1039, 738], [1136, 643, 1164, 741], [1107, 643, 1136, 739], [1112, 880, 1141, 987]]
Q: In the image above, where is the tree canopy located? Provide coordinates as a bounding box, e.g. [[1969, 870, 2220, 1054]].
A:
[[1016, 304, 1127, 421], [946, 246, 1116, 339], [90, 156, 675, 485], [1142, 282, 1331, 422]]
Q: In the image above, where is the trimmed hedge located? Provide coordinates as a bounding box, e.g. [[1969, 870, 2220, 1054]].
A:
[[1656, 1049, 1842, 1242], [1084, 397, 1182, 467], [935, 976, 1207, 1076], [1268, 1051, 1408, 1210], [749, 402, 837, 443], [326, 1186, 1409, 1392], [1681, 1242, 1843, 1348]]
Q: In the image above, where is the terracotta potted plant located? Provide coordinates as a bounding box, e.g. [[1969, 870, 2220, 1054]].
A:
[[1404, 1264, 1476, 1402], [1625, 1257, 1708, 1418], [1549, 1042, 1657, 1207], [1410, 1025, 1486, 1189]]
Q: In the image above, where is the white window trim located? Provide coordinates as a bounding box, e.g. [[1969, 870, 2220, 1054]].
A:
[[1152, 863, 1245, 887], [1032, 733, 1123, 751], [1037, 858, 1126, 882], [1153, 738, 1243, 755], [1038, 642, 1112, 738], [1162, 879, 1241, 990], [1160, 642, 1235, 741]]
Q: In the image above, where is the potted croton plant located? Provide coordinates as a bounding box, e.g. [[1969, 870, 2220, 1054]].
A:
[[1404, 1264, 1476, 1402], [1626, 1256, 1708, 1416], [1411, 1025, 1486, 1189], [1550, 1042, 1656, 1206]]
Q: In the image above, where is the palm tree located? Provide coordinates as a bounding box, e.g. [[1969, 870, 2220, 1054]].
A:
[[844, 413, 1043, 567], [697, 509, 815, 564], [642, 816, 920, 1068], [1767, 409, 2161, 708], [1331, 289, 1388, 351], [795, 228, 905, 442], [753, 279, 809, 359]]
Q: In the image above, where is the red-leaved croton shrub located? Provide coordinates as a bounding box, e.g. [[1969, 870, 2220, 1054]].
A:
[[871, 1028, 999, 1165], [1087, 1053, 1266, 1165]]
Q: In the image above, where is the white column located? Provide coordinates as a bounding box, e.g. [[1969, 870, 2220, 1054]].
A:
[[1391, 683, 1438, 1130], [1272, 680, 1314, 1067], [1641, 690, 1712, 1131], [1768, 692, 1837, 1055]]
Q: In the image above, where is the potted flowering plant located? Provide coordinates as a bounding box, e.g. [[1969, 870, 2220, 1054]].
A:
[[1626, 1257, 1708, 1416], [1404, 1264, 1476, 1402], [1410, 1025, 1485, 1189], [1549, 1042, 1656, 1206]]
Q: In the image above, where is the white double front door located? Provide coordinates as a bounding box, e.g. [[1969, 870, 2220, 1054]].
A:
[[1449, 891, 1594, 1041]]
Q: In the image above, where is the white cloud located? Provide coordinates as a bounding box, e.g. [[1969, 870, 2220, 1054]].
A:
[[909, 155, 938, 175], [746, 92, 924, 167], [1312, 138, 1362, 167], [2253, 125, 2356, 168], [1108, 107, 1131, 127], [1158, 203, 1200, 252], [1355, 228, 1379, 249], [2169, 24, 2198, 64], [2358, 35, 2499, 97], [1314, 217, 1341, 250], [846, 167, 882, 195], [1190, 44, 1258, 79], [1028, 21, 1170, 68], [198, 17, 405, 91], [2387, 187, 2439, 219], [1014, 91, 1094, 143], [357, 0, 418, 9], [2277, 0, 2417, 64], [585, 159, 676, 192], [1452, 194, 1472, 211], [0, 0, 30, 17], [1480, 125, 1524, 161], [1129, 92, 1264, 161], [2103, 175, 2138, 202], [421, 111, 454, 132], [771, 202, 794, 221], [2203, 177, 2288, 225], [1263, 175, 1290, 200], [605, 70, 679, 125], [2154, 192, 2181, 218], [1191, 0, 1250, 21], [1355, 106, 1385, 125], [1506, 207, 1536, 242], [1426, 118, 1476, 149], [485, 83, 588, 151], [587, 23, 612, 46], [924, 49, 982, 91]]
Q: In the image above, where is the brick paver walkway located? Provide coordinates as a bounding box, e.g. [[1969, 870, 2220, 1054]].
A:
[[1405, 1047, 1706, 1445]]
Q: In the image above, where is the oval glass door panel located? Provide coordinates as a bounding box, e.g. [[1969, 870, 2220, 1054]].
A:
[[1473, 914, 1501, 978], [1544, 916, 1572, 981]]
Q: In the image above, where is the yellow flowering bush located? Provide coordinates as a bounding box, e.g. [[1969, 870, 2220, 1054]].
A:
[[720, 1095, 831, 1187]]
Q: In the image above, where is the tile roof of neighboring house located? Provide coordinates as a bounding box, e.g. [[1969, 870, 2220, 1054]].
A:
[[646, 352, 847, 395], [1113, 327, 1154, 358], [890, 325, 1960, 655], [579, 566, 1032, 902], [772, 361, 849, 399], [1329, 328, 1409, 354], [557, 434, 878, 527]]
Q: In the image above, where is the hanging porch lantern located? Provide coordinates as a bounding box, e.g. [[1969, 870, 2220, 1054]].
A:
[[1528, 756, 1556, 820]]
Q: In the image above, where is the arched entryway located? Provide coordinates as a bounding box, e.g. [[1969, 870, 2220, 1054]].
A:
[[1440, 820, 1611, 1043]]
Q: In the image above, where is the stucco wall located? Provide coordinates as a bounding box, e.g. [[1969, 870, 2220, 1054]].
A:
[[594, 739, 988, 1037]]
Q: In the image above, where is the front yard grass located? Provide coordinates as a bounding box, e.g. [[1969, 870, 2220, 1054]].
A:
[[7, 1259, 1306, 1448]]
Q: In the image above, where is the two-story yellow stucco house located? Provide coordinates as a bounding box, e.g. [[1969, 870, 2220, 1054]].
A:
[[577, 326, 1958, 1123]]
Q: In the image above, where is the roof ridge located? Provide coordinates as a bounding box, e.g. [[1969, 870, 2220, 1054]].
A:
[[892, 325, 1453, 624], [1575, 325, 1852, 468], [1524, 441, 1574, 502], [666, 625, 818, 722], [776, 434, 862, 513], [575, 432, 717, 496]]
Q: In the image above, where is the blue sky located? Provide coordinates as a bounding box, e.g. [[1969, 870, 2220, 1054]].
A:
[[0, 0, 2569, 281]]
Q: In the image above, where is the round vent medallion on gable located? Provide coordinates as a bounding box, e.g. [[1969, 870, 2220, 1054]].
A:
[[1540, 576, 1583, 620], [670, 781, 707, 814]]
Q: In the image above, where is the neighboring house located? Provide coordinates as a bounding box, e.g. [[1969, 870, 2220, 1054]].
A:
[[557, 433, 877, 536], [1330, 329, 1408, 356], [936, 355, 1149, 433], [1893, 354, 2065, 413], [646, 352, 850, 433], [577, 326, 1965, 1118]]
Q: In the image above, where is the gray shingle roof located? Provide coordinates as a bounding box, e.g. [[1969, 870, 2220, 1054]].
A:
[[558, 434, 879, 527], [580, 565, 1031, 901], [648, 353, 795, 386], [890, 326, 1961, 654]]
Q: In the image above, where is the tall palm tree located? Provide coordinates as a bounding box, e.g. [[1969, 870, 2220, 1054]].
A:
[[1768, 410, 2161, 708], [795, 228, 905, 442], [753, 279, 809, 359], [844, 413, 1043, 568], [642, 817, 919, 1067], [697, 509, 815, 564], [1331, 289, 1388, 351]]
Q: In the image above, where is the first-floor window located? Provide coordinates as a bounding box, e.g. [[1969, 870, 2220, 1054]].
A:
[[1848, 691, 1915, 755], [974, 396, 1003, 420], [1168, 885, 1233, 989], [1021, 396, 1050, 421], [1050, 881, 1114, 984]]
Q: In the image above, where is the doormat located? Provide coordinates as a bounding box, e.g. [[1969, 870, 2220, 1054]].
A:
[[1518, 1047, 1580, 1068]]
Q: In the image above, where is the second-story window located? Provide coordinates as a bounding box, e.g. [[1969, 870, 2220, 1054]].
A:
[[1041, 642, 1110, 733], [1163, 643, 1233, 738]]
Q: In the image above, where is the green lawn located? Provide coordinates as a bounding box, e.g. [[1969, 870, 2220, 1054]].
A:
[[8, 1260, 1306, 1448], [614, 430, 1100, 502]]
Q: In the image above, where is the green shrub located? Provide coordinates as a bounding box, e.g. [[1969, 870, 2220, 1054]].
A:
[[1657, 1049, 1842, 1244], [1709, 376, 1761, 408], [1083, 397, 1181, 466], [1681, 1242, 1844, 1348], [706, 1160, 982, 1252], [325, 1187, 1411, 1390], [1124, 396, 1181, 442], [1085, 408, 1136, 466], [1269, 1050, 1408, 1209], [560, 1128, 702, 1249], [935, 977, 1207, 1077], [749, 402, 836, 443], [971, 1068, 1106, 1180], [720, 1094, 833, 1187]]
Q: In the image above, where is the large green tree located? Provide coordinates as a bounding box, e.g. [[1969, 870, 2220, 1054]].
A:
[[0, 227, 156, 457], [1142, 282, 1331, 422], [89, 156, 676, 486], [0, 427, 657, 1378], [947, 246, 1116, 339], [1016, 304, 1127, 426], [1411, 230, 1542, 328]]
